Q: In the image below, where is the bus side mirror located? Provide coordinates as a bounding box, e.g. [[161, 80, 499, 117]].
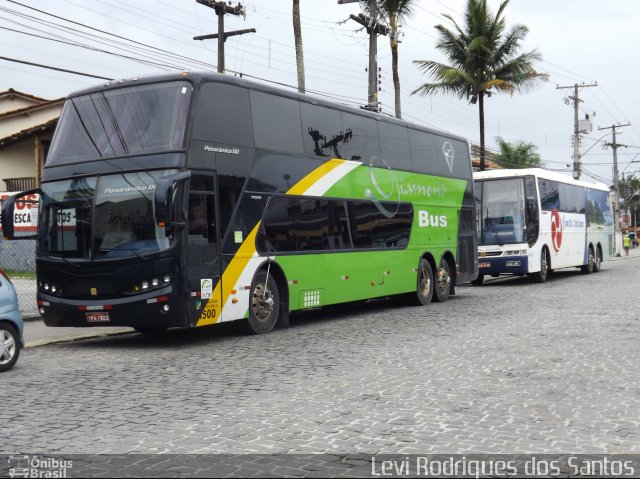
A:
[[155, 171, 191, 231], [1, 189, 40, 241]]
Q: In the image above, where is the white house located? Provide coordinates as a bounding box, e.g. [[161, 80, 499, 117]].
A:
[[0, 89, 63, 192]]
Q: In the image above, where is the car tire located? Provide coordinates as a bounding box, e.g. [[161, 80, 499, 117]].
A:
[[0, 322, 21, 373]]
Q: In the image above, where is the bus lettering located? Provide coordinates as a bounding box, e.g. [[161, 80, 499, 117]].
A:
[[418, 210, 448, 228]]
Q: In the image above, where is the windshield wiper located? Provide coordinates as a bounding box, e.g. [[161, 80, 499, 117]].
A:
[[489, 228, 503, 247], [101, 246, 150, 261], [51, 253, 80, 269]]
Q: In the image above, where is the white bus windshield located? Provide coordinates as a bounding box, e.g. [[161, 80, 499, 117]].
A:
[[47, 81, 192, 163], [478, 178, 526, 245]]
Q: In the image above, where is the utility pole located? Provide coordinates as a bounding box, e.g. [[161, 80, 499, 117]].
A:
[[339, 0, 388, 111], [599, 122, 631, 256], [193, 1, 255, 74], [556, 82, 597, 179]]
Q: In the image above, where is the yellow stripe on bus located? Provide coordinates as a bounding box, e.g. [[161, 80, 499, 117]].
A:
[[196, 159, 347, 326], [286, 159, 345, 195]]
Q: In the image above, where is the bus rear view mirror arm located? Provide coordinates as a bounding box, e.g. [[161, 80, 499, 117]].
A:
[[155, 171, 191, 230]]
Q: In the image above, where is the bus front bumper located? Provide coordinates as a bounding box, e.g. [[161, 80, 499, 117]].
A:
[[477, 255, 529, 276], [37, 287, 188, 328]]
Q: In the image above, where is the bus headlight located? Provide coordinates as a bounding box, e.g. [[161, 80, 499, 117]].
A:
[[132, 275, 172, 293]]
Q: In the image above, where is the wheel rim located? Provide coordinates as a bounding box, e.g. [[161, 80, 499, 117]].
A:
[[252, 282, 275, 322], [438, 261, 451, 295], [0, 330, 16, 365], [419, 263, 431, 296]]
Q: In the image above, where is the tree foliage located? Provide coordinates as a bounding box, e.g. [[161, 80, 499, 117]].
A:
[[494, 137, 542, 168], [412, 0, 548, 170]]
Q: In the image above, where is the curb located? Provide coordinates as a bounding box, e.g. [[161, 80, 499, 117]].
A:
[[25, 328, 134, 348]]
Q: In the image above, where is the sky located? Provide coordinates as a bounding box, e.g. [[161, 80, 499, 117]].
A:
[[1, 0, 639, 187]]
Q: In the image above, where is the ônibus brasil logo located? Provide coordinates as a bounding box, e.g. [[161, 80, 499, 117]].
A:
[[551, 208, 563, 252]]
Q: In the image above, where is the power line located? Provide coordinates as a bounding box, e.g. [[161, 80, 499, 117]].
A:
[[0, 55, 113, 80]]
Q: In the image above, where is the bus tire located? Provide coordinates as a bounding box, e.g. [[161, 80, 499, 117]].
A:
[[581, 246, 595, 274], [414, 258, 434, 306], [533, 248, 549, 283], [433, 257, 452, 302], [593, 246, 602, 272], [247, 270, 280, 335], [471, 274, 484, 286]]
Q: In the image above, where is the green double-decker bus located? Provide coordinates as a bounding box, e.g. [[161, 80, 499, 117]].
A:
[[1, 72, 477, 334]]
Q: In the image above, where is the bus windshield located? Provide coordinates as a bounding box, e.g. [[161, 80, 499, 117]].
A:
[[478, 178, 526, 245], [39, 170, 174, 260], [47, 81, 192, 164]]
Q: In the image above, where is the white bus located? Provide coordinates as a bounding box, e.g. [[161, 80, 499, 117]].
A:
[[473, 168, 613, 284]]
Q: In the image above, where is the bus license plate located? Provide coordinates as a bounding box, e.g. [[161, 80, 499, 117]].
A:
[[86, 312, 110, 323], [479, 262, 491, 269]]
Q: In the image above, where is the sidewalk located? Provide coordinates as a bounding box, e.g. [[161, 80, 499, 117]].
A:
[[24, 321, 133, 348]]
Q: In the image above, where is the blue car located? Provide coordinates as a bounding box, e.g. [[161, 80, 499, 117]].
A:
[[0, 269, 24, 372]]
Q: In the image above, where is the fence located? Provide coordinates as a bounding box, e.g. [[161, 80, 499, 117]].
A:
[[0, 236, 39, 318]]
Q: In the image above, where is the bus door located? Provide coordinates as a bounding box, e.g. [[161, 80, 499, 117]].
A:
[[186, 172, 221, 325]]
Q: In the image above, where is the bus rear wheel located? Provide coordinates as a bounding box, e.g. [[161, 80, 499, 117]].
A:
[[413, 258, 434, 306], [433, 258, 452, 302], [581, 246, 595, 274], [593, 247, 602, 272], [247, 270, 280, 335]]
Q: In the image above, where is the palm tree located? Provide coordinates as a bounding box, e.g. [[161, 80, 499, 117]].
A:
[[494, 137, 542, 168], [362, 0, 416, 119], [292, 0, 305, 94], [412, 0, 548, 170]]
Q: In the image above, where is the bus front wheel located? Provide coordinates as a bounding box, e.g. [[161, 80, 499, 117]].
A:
[[471, 274, 484, 286], [414, 258, 435, 306], [247, 270, 280, 334], [533, 249, 549, 283]]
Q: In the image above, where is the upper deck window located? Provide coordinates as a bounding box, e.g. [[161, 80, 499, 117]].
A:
[[48, 81, 192, 164]]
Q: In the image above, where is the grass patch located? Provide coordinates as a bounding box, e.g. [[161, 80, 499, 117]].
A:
[[3, 270, 36, 280]]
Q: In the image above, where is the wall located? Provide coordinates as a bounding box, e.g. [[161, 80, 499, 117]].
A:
[[0, 141, 36, 190], [0, 104, 61, 139]]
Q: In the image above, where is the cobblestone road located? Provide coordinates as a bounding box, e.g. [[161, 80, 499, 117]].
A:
[[2, 256, 639, 456]]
